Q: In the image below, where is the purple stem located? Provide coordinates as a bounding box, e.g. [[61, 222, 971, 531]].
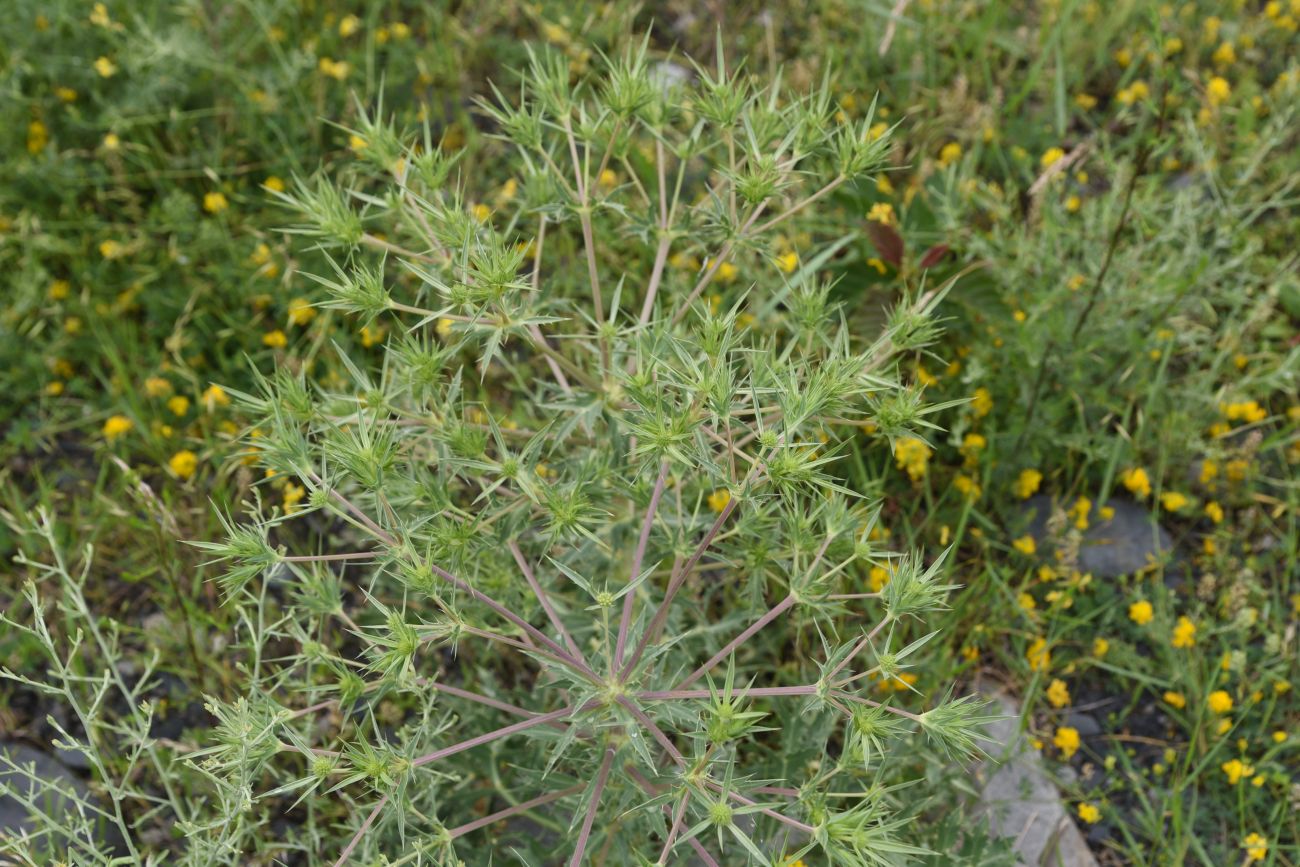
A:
[[619, 496, 738, 680], [615, 460, 670, 672], [411, 705, 578, 768], [429, 563, 600, 683], [674, 593, 797, 690], [449, 784, 584, 839], [569, 746, 616, 866], [639, 684, 817, 701], [825, 617, 890, 682], [508, 540, 585, 662], [331, 793, 389, 867]]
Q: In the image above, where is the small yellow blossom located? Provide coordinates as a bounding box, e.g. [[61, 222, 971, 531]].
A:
[[338, 14, 361, 36], [1212, 41, 1236, 67], [893, 437, 931, 481], [1221, 758, 1253, 784], [319, 58, 351, 80], [776, 251, 799, 273], [102, 415, 133, 440], [262, 329, 287, 349], [869, 566, 890, 593], [1163, 691, 1186, 709], [167, 395, 190, 417], [203, 192, 229, 214], [1040, 147, 1066, 168], [1128, 600, 1154, 625], [1053, 726, 1081, 759], [263, 175, 286, 193], [283, 481, 306, 513], [1070, 496, 1092, 530], [49, 280, 70, 300], [1046, 679, 1070, 708], [1206, 76, 1231, 106], [169, 450, 198, 479], [143, 377, 172, 398], [937, 142, 962, 168], [99, 239, 125, 259], [1019, 592, 1037, 611], [1013, 535, 1037, 556], [202, 384, 230, 411], [1170, 616, 1196, 648], [1242, 833, 1267, 862], [867, 202, 896, 224], [707, 488, 731, 513], [27, 120, 49, 155], [971, 387, 993, 418], [103, 132, 121, 151], [1204, 501, 1223, 524], [1077, 803, 1101, 824], [1207, 690, 1233, 714], [1272, 731, 1287, 743], [1159, 491, 1189, 512], [1014, 468, 1043, 499], [288, 297, 316, 326], [1092, 637, 1109, 658], [1027, 636, 1051, 672], [1121, 466, 1151, 498], [94, 56, 118, 78]]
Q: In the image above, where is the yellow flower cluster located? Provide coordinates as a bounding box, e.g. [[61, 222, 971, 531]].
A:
[[894, 437, 931, 481]]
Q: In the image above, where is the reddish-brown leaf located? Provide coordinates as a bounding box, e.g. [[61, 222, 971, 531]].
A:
[[918, 243, 951, 269], [865, 221, 904, 268]]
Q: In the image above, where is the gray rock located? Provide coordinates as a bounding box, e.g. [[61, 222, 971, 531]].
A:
[[972, 692, 1098, 867], [1, 742, 92, 835], [0, 742, 123, 853], [1064, 713, 1101, 738], [1022, 496, 1173, 578]]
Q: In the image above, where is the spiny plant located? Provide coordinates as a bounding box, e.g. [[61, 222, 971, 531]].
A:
[[4, 34, 999, 866]]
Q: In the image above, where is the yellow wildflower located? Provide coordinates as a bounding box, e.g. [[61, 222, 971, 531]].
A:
[[262, 329, 287, 349], [1027, 636, 1051, 672], [1171, 616, 1196, 648], [937, 142, 962, 168], [1014, 468, 1043, 499], [203, 192, 229, 214], [1206, 76, 1231, 106], [1208, 690, 1233, 714], [27, 120, 49, 155], [283, 481, 306, 513], [167, 395, 190, 417], [1076, 803, 1101, 824], [893, 437, 931, 481], [338, 14, 361, 36], [776, 251, 799, 273], [94, 56, 118, 78], [1221, 758, 1253, 784], [102, 415, 133, 440], [144, 377, 172, 398], [1013, 536, 1037, 556], [971, 387, 993, 418], [1159, 491, 1189, 512], [867, 201, 896, 224], [1053, 726, 1081, 759], [1046, 679, 1070, 708], [1121, 466, 1151, 498], [1128, 600, 1154, 625], [288, 297, 316, 326], [202, 384, 230, 411], [869, 566, 890, 593], [169, 450, 198, 479], [263, 175, 286, 193], [1019, 592, 1037, 611], [1040, 146, 1066, 168], [318, 57, 350, 80], [707, 488, 731, 513], [1092, 637, 1109, 658], [1242, 834, 1267, 862], [1163, 691, 1186, 709]]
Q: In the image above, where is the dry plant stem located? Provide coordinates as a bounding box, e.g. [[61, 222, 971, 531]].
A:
[[449, 784, 585, 840], [619, 495, 739, 679], [569, 745, 617, 866], [429, 563, 601, 682], [673, 593, 797, 690], [360, 233, 440, 264], [614, 460, 670, 672], [669, 204, 767, 326], [626, 768, 722, 867], [750, 174, 847, 235], [639, 684, 817, 701], [563, 116, 609, 373], [658, 790, 691, 864], [332, 793, 389, 867], [411, 705, 578, 768], [509, 540, 585, 661], [281, 551, 376, 563], [825, 617, 890, 682]]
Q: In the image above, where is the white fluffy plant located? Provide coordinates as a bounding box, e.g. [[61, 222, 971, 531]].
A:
[[193, 36, 997, 866]]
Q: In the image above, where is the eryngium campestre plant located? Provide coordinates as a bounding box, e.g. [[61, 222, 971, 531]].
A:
[[195, 36, 997, 865]]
